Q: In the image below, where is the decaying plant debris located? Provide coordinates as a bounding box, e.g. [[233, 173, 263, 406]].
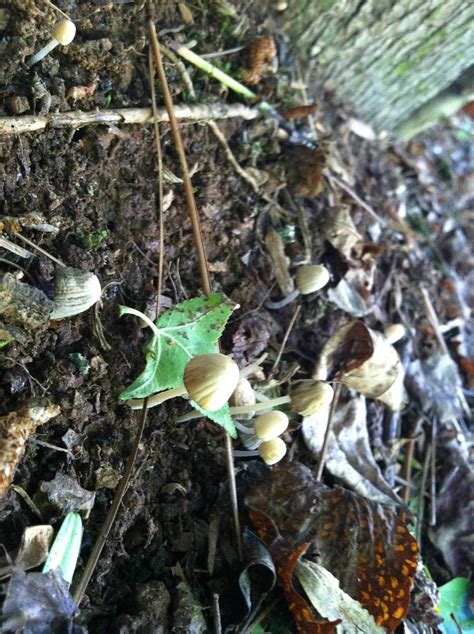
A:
[[0, 0, 473, 632]]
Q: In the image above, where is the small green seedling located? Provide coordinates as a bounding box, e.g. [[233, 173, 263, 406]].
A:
[[76, 229, 108, 250], [42, 512, 83, 585], [438, 577, 474, 634], [0, 329, 14, 348]]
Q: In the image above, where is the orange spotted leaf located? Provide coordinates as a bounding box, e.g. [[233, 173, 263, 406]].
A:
[[246, 462, 419, 632], [249, 508, 340, 634]]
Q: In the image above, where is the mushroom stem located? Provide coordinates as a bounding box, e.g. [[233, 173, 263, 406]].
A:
[[26, 39, 59, 67], [176, 394, 291, 422], [233, 449, 260, 458], [264, 289, 300, 310], [128, 385, 187, 410], [233, 420, 254, 434], [230, 395, 291, 415]]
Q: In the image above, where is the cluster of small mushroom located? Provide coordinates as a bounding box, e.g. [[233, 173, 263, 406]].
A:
[[230, 376, 335, 465], [231, 379, 290, 465], [128, 352, 335, 467]]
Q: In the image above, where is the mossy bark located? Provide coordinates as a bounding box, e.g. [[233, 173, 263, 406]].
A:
[[286, 0, 474, 133]]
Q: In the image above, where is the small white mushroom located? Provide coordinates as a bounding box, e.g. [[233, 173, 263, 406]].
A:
[[290, 380, 334, 417], [50, 267, 101, 320], [266, 264, 330, 309], [230, 378, 256, 419], [254, 411, 289, 441], [27, 20, 76, 67], [259, 437, 287, 465], [383, 323, 406, 345]]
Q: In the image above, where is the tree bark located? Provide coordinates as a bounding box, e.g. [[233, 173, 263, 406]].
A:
[[287, 0, 474, 133]]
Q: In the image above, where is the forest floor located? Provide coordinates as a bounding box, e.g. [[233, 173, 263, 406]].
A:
[[0, 1, 473, 633]]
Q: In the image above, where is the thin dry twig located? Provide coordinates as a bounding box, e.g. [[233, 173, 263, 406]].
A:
[[420, 285, 449, 356], [416, 442, 432, 547], [13, 232, 65, 267], [207, 514, 220, 576], [401, 436, 416, 505], [161, 44, 196, 99], [0, 104, 258, 136], [149, 48, 165, 315], [270, 304, 301, 374], [315, 382, 342, 482], [206, 120, 259, 192], [206, 120, 289, 216], [148, 20, 210, 294], [430, 420, 437, 527], [328, 174, 386, 226], [147, 8, 243, 561], [42, 0, 70, 20], [0, 236, 33, 259], [212, 593, 222, 634], [201, 45, 245, 59], [73, 402, 149, 604]]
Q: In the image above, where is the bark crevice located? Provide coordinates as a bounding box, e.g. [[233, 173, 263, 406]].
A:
[[285, 0, 474, 132]]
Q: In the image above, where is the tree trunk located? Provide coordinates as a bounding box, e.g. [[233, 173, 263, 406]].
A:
[[286, 0, 474, 133]]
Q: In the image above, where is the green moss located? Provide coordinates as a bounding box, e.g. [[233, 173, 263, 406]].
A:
[[394, 61, 412, 76], [75, 229, 108, 250], [317, 0, 337, 9]]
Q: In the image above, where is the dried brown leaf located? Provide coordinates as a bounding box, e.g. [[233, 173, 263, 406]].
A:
[[247, 463, 419, 632], [302, 394, 402, 505], [265, 227, 294, 295], [323, 207, 363, 260], [314, 322, 406, 410]]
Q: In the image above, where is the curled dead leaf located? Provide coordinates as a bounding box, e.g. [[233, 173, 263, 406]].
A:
[[302, 394, 402, 505], [313, 322, 406, 410], [0, 525, 54, 580], [247, 462, 419, 632], [296, 559, 385, 633], [323, 207, 363, 261], [265, 227, 294, 295], [0, 400, 60, 496]]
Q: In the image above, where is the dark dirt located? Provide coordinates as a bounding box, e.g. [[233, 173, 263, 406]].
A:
[[1, 1, 473, 632]]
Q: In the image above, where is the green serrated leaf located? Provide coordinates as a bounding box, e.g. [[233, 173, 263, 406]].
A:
[[191, 400, 237, 438], [119, 294, 233, 403]]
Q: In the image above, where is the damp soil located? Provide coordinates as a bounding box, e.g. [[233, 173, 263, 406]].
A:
[[0, 1, 472, 632]]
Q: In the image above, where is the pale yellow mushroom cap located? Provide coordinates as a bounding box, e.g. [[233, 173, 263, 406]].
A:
[[254, 410, 289, 440], [290, 380, 334, 416], [184, 353, 240, 412], [295, 264, 330, 295], [230, 378, 256, 419], [259, 437, 287, 465], [52, 20, 76, 46], [383, 323, 406, 345]]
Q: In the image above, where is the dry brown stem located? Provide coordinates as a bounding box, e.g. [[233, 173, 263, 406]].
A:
[[0, 104, 258, 136]]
